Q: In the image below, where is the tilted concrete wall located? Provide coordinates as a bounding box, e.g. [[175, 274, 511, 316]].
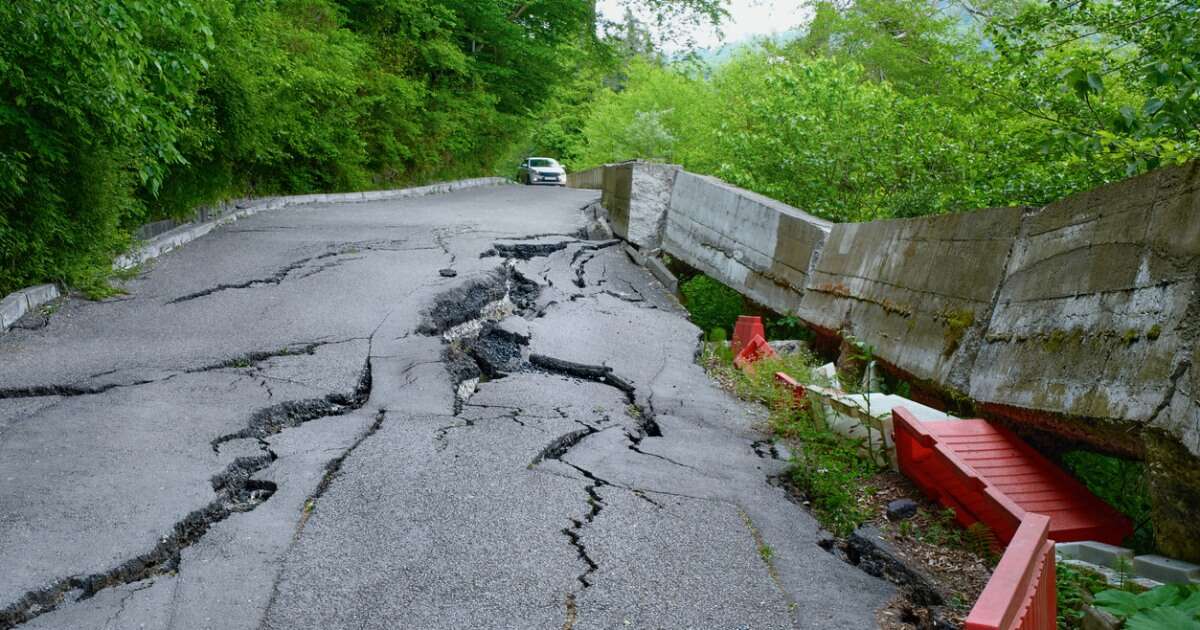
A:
[[600, 161, 680, 249], [971, 165, 1200, 456], [797, 206, 1024, 394], [582, 159, 1200, 559], [663, 172, 831, 314]]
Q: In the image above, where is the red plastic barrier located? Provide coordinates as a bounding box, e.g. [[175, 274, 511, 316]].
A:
[[965, 514, 1057, 630], [892, 407, 1132, 545], [734, 334, 776, 370], [732, 316, 765, 357], [774, 372, 809, 408]]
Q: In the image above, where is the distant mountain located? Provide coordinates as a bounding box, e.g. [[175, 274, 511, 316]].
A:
[[679, 29, 804, 67]]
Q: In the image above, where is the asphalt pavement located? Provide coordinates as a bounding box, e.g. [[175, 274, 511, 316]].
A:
[[0, 184, 892, 629]]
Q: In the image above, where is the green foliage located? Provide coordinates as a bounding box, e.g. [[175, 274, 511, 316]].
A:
[[916, 507, 966, 548], [680, 274, 744, 336], [987, 0, 1200, 175], [1094, 584, 1200, 629], [570, 57, 715, 170], [765, 315, 809, 341], [1062, 450, 1155, 553], [785, 421, 877, 537], [1057, 561, 1111, 629], [702, 342, 877, 537], [964, 522, 999, 563]]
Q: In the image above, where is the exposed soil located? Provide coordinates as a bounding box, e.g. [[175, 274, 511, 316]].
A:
[[863, 472, 994, 629]]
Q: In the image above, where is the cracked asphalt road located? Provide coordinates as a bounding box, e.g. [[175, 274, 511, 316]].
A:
[[0, 185, 892, 629]]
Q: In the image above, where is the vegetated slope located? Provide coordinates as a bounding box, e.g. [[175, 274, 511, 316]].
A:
[[0, 0, 625, 296], [564, 0, 1200, 224]]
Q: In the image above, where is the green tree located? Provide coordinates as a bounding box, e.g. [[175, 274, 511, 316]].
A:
[[986, 0, 1200, 173]]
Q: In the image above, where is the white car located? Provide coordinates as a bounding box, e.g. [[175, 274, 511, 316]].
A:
[[517, 157, 567, 186]]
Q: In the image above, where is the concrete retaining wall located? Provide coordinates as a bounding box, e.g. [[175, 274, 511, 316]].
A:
[[797, 206, 1023, 393], [567, 166, 605, 190], [664, 172, 831, 314], [971, 165, 1200, 453], [582, 159, 1200, 559]]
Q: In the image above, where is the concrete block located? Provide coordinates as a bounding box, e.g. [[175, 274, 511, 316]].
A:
[[622, 244, 646, 266], [1056, 541, 1134, 568], [21, 284, 60, 308], [625, 162, 678, 249], [809, 390, 958, 470], [1134, 554, 1200, 584], [0, 293, 28, 331], [644, 256, 678, 294]]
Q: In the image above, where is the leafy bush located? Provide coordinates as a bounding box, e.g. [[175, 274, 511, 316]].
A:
[[1057, 561, 1110, 629], [680, 274, 744, 337], [1094, 584, 1200, 629], [567, 1, 1197, 225], [702, 342, 876, 536]]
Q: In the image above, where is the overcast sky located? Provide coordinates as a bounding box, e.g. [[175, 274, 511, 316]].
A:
[[597, 0, 812, 50]]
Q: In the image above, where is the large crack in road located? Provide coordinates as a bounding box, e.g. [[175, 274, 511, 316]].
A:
[[0, 186, 893, 630]]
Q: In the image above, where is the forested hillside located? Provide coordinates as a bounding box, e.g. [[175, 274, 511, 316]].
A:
[[553, 0, 1200, 223], [0, 0, 720, 296]]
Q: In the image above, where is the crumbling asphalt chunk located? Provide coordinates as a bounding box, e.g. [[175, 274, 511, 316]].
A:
[[417, 267, 539, 336], [481, 241, 575, 260], [821, 525, 946, 608], [527, 355, 635, 401], [465, 323, 526, 378]]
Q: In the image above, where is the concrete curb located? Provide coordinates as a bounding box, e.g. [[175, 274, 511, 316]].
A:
[[1, 177, 509, 333], [0, 284, 61, 332], [114, 177, 511, 270]]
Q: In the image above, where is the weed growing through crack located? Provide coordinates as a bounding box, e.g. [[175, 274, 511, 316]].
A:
[[758, 543, 774, 562]]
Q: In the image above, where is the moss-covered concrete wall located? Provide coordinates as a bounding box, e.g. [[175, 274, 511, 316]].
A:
[[797, 206, 1024, 394], [972, 164, 1200, 458]]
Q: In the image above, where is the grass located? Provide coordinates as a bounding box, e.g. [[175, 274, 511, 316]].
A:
[[702, 342, 879, 537]]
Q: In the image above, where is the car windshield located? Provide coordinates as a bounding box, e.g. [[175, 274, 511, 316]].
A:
[[528, 159, 556, 168]]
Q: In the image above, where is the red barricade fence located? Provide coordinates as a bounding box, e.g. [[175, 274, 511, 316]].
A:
[[965, 514, 1057, 630]]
